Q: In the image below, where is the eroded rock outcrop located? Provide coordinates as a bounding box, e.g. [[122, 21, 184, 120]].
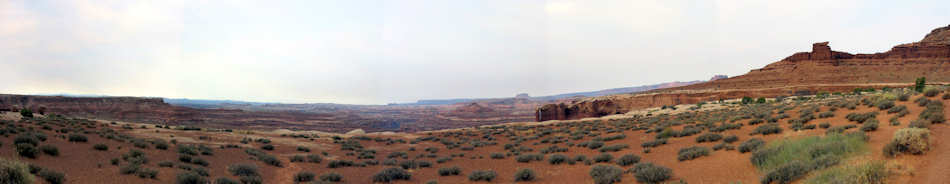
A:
[[537, 24, 950, 121]]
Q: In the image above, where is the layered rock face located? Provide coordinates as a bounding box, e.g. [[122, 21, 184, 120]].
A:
[[537, 24, 950, 121]]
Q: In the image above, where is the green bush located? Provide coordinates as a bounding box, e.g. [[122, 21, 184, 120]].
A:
[[738, 138, 765, 153], [845, 112, 878, 123], [467, 170, 496, 182], [489, 152, 505, 159], [616, 154, 640, 166], [589, 165, 623, 184], [327, 160, 354, 168], [0, 159, 34, 184], [883, 128, 929, 157], [514, 168, 535, 182], [515, 154, 543, 163], [819, 123, 830, 129], [373, 168, 411, 182], [294, 171, 315, 183], [632, 163, 672, 184], [438, 166, 461, 176], [677, 146, 710, 161]]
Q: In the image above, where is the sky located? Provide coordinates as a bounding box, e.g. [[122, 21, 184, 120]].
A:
[[1, 0, 948, 104]]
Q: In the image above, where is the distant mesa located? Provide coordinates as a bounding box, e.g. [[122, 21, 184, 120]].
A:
[[515, 93, 530, 98], [454, 103, 494, 114], [537, 24, 950, 122], [709, 75, 728, 81]]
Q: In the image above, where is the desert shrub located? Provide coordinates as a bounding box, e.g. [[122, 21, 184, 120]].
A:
[[738, 138, 765, 153], [289, 155, 305, 162], [909, 120, 929, 129], [176, 172, 208, 184], [178, 145, 199, 156], [751, 133, 867, 184], [13, 135, 38, 146], [319, 172, 342, 182], [158, 161, 174, 167], [819, 122, 830, 129], [298, 154, 320, 163], [803, 161, 888, 184], [593, 153, 613, 163], [598, 144, 628, 152], [468, 170, 496, 182], [943, 93, 950, 100], [90, 143, 108, 151], [191, 157, 209, 167], [515, 154, 543, 163], [641, 139, 667, 148], [589, 165, 623, 184], [214, 178, 240, 184], [513, 168, 535, 182], [258, 154, 282, 167], [924, 88, 941, 97], [438, 166, 461, 176], [327, 160, 355, 168], [136, 168, 158, 179], [616, 154, 640, 166], [860, 120, 879, 132], [260, 144, 274, 151], [297, 146, 311, 152], [632, 163, 672, 184], [845, 112, 878, 123], [919, 101, 945, 124], [39, 145, 59, 156], [15, 144, 38, 158], [67, 134, 88, 142], [750, 124, 782, 135], [677, 146, 711, 161], [695, 133, 723, 143], [761, 161, 810, 184], [883, 128, 929, 157], [178, 155, 193, 163], [227, 164, 259, 176], [0, 159, 34, 184], [580, 141, 605, 149], [294, 171, 315, 183], [876, 100, 895, 110], [239, 176, 262, 184], [37, 169, 64, 184], [723, 135, 739, 143], [373, 167, 411, 182], [489, 152, 505, 159], [818, 111, 834, 118], [548, 154, 568, 165]]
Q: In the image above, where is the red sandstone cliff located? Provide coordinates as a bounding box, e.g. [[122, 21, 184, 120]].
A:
[[537, 24, 950, 121]]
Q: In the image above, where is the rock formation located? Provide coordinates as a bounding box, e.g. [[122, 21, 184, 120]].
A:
[[537, 24, 950, 121]]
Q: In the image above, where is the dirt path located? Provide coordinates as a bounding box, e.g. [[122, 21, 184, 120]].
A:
[[909, 123, 950, 183]]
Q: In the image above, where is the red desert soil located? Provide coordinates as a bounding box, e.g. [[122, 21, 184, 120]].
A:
[[0, 92, 946, 184]]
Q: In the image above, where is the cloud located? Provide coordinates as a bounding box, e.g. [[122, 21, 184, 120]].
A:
[[1, 0, 948, 104]]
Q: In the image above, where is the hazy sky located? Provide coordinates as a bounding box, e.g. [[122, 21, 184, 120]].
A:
[[1, 0, 948, 104]]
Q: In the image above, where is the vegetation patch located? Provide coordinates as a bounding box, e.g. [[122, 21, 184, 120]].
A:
[[751, 133, 868, 184]]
